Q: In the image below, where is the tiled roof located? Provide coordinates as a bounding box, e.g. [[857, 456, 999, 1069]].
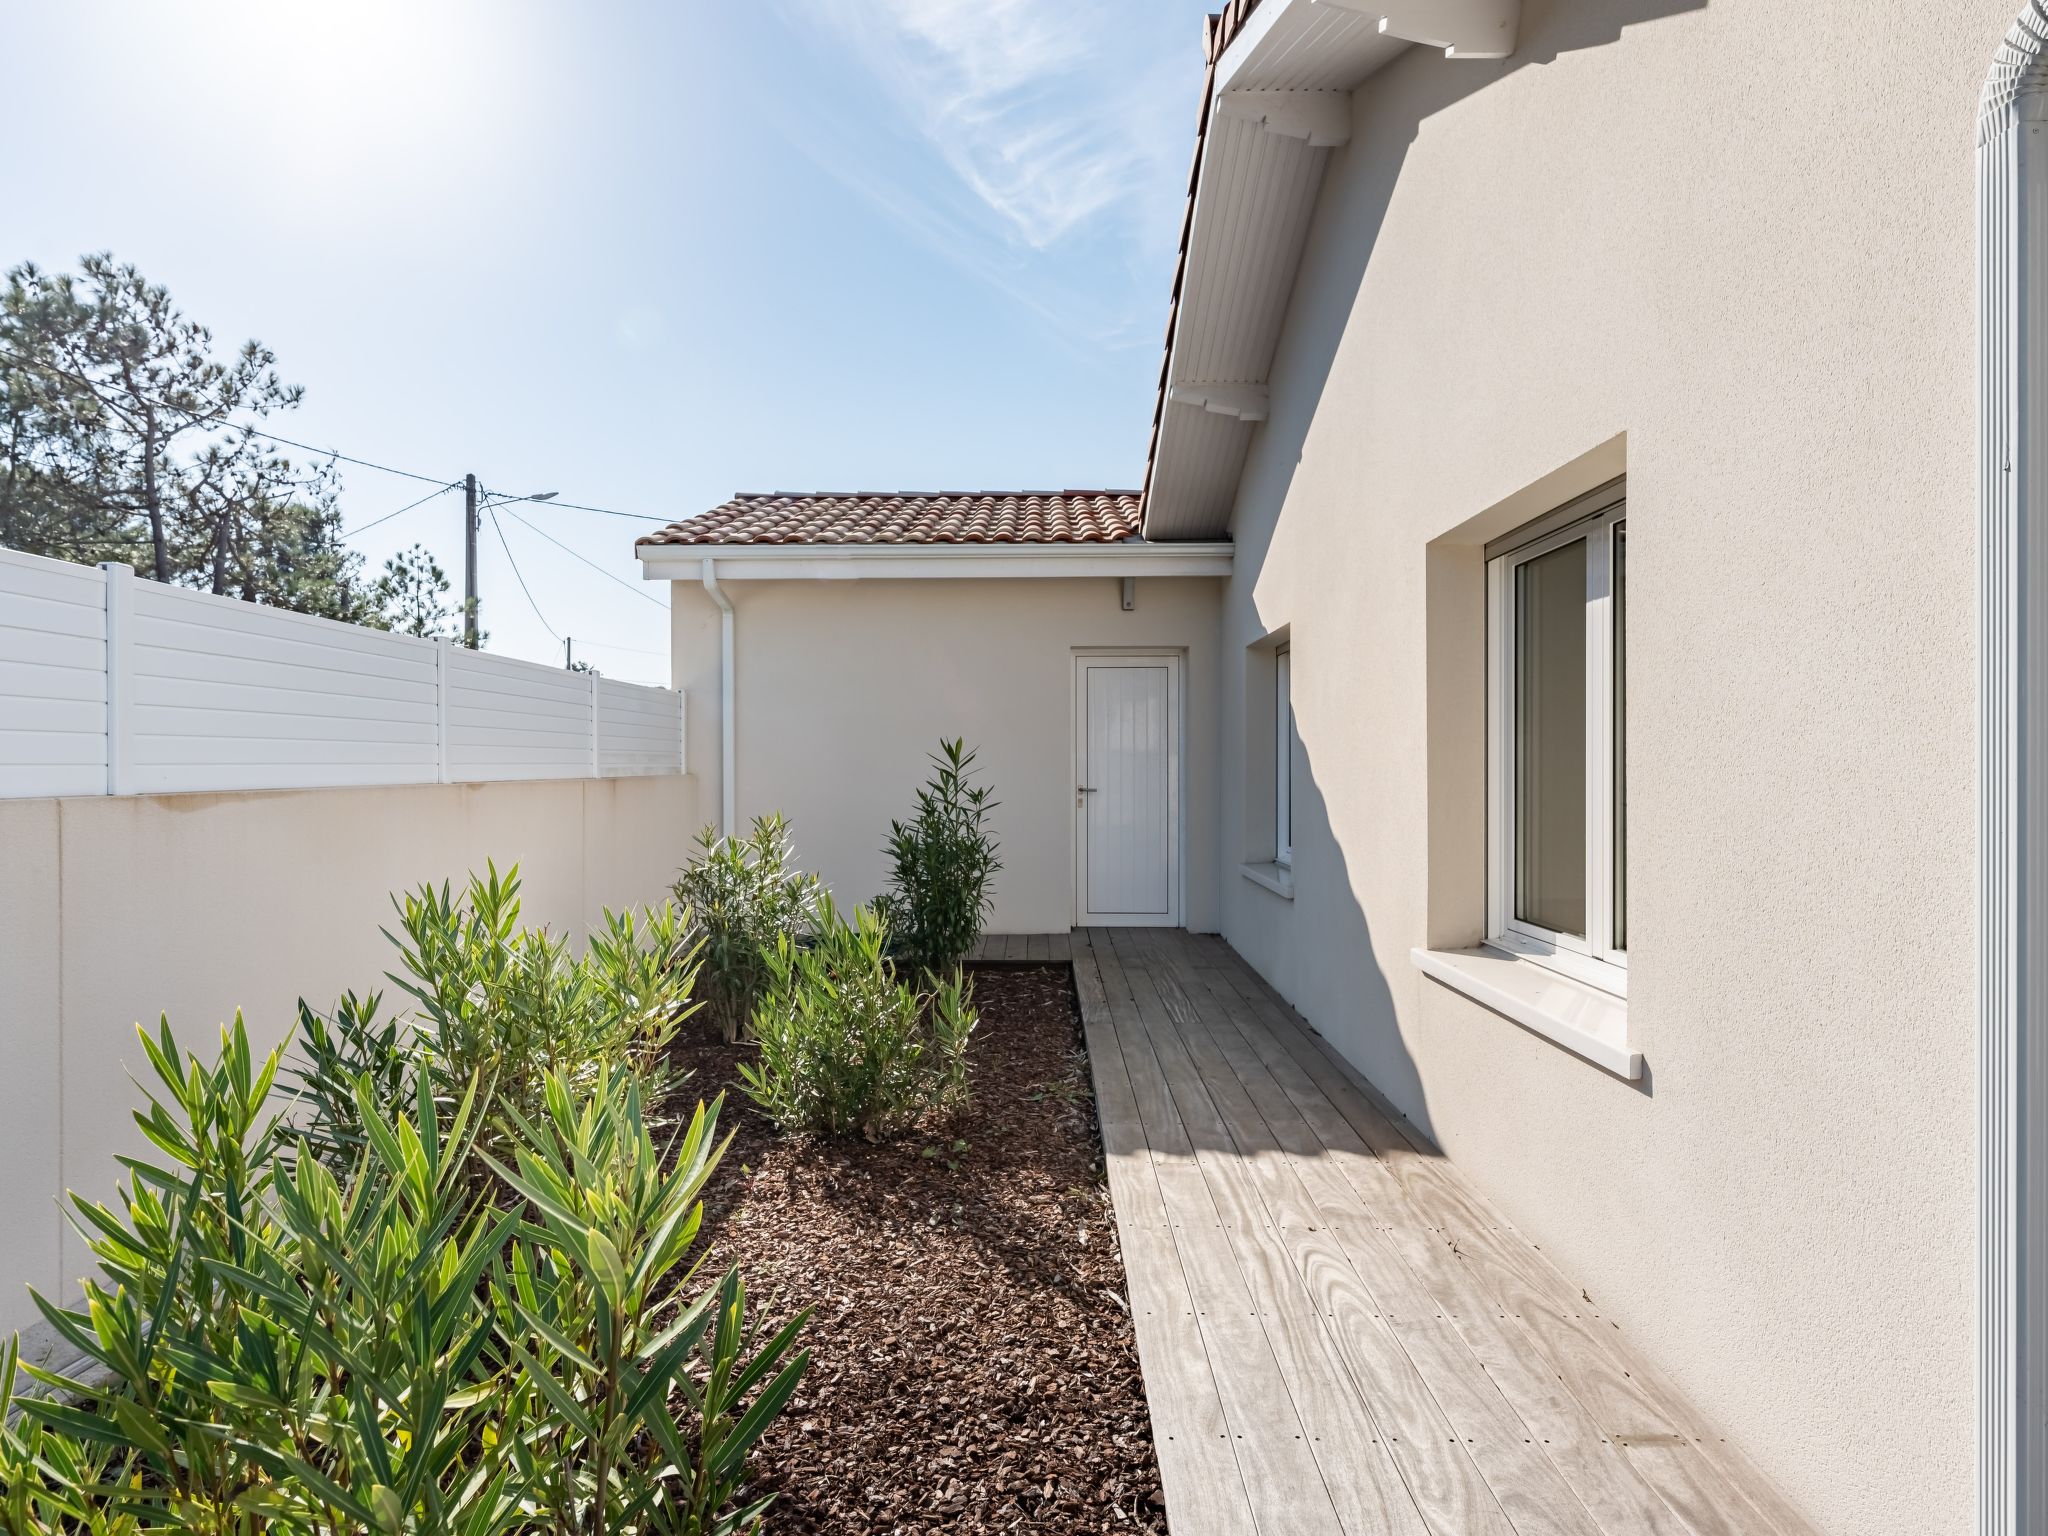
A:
[[636, 492, 1144, 547], [1140, 1, 1266, 526]]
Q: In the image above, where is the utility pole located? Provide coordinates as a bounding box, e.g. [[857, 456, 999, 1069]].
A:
[[564, 636, 574, 670], [462, 472, 479, 649]]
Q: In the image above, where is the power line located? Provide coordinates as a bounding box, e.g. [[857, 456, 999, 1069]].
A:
[[349, 481, 459, 537], [488, 508, 558, 640], [499, 504, 667, 609], [2, 345, 675, 523]]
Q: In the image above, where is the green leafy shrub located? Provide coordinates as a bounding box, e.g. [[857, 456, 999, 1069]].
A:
[[739, 897, 975, 1141], [285, 987, 417, 1168], [875, 739, 1001, 976], [672, 816, 818, 1044], [2, 1015, 807, 1535], [384, 861, 695, 1140]]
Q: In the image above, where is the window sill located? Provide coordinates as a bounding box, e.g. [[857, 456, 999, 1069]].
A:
[[1241, 861, 1295, 900], [1410, 944, 1641, 1080]]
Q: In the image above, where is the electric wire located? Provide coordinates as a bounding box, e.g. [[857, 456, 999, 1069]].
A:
[[349, 481, 460, 536], [497, 503, 667, 609], [0, 346, 671, 528], [488, 508, 559, 640]]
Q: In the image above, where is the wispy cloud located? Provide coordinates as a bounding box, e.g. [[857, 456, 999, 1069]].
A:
[[797, 0, 1193, 249], [777, 0, 1204, 344]]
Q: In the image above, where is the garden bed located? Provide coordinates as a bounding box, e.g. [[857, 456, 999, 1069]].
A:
[[681, 963, 1166, 1534]]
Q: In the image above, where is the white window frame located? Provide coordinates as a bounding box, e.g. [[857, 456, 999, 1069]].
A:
[[1485, 482, 1627, 997], [1274, 646, 1294, 867]]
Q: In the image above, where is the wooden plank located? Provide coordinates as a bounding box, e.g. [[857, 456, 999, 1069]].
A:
[[1026, 932, 1051, 963], [1003, 932, 1026, 962], [1199, 942, 1819, 1536], [1071, 937, 1261, 1536], [1118, 931, 1550, 1536], [1108, 942, 1439, 1536], [1048, 931, 1072, 964], [1154, 934, 1699, 1536], [1096, 931, 1346, 1535]]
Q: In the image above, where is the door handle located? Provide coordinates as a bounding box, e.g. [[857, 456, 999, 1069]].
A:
[[1078, 786, 1099, 792]]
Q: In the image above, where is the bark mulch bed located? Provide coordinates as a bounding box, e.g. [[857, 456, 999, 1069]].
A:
[[678, 963, 1167, 1534]]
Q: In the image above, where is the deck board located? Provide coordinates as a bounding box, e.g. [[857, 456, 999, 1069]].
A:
[[1073, 929, 1820, 1536]]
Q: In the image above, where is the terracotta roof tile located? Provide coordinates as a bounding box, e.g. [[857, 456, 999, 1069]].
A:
[[636, 492, 1145, 547]]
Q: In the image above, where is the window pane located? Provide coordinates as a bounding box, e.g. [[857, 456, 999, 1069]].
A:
[[1515, 538, 1586, 936], [1612, 525, 1627, 951], [1276, 650, 1292, 861]]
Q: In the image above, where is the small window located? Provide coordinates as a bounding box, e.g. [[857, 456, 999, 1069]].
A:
[[1487, 484, 1626, 993], [1275, 646, 1294, 867]]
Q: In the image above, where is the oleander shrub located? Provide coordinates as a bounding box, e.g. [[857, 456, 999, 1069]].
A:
[[672, 816, 819, 1044], [286, 986, 418, 1167], [383, 861, 696, 1140], [739, 897, 975, 1141], [0, 1017, 807, 1536], [874, 739, 1001, 977]]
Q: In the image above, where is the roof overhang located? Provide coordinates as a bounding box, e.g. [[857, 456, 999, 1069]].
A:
[[1141, 0, 1519, 542], [635, 541, 1234, 582]]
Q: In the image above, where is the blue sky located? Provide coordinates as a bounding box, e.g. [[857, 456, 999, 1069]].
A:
[[9, 1, 1213, 682]]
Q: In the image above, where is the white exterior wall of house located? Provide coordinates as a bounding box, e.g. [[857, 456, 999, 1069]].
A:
[[666, 576, 1223, 935], [0, 772, 701, 1333], [1203, 5, 2010, 1533]]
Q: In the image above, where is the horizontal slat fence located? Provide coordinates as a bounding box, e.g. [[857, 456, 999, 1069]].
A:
[[0, 550, 108, 797], [1, 548, 682, 797]]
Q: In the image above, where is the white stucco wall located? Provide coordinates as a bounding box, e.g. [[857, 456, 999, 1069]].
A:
[[668, 575, 1222, 935], [0, 773, 701, 1335], [1208, 4, 2010, 1533]]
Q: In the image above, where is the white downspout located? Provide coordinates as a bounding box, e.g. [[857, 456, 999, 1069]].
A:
[[701, 558, 736, 837]]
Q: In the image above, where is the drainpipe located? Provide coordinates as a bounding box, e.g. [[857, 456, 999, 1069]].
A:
[[700, 558, 735, 837]]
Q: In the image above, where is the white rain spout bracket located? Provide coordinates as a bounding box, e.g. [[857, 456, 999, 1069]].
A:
[[1216, 90, 1352, 147], [1315, 0, 1519, 58], [701, 558, 736, 837], [1168, 382, 1270, 422]]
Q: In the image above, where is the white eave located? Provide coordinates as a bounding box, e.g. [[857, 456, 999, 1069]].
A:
[[1143, 0, 1519, 542], [634, 541, 1234, 582]]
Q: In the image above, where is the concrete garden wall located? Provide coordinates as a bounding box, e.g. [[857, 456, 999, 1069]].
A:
[[0, 772, 701, 1335]]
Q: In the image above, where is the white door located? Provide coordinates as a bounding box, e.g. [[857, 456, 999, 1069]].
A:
[[1074, 654, 1181, 926]]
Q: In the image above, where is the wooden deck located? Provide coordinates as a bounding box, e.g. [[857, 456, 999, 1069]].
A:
[[1065, 927, 1817, 1536], [964, 932, 1074, 964]]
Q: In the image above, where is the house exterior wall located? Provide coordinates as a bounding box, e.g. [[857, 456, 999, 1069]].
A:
[[0, 773, 701, 1335], [667, 575, 1223, 935], [1208, 4, 2013, 1532]]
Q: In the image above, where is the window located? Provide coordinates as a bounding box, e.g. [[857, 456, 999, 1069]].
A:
[[1275, 646, 1294, 866], [1487, 484, 1626, 994]]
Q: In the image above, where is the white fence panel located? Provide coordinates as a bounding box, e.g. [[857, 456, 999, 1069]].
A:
[[446, 646, 596, 781], [129, 581, 442, 793], [0, 553, 682, 798], [0, 548, 109, 797], [597, 676, 683, 776]]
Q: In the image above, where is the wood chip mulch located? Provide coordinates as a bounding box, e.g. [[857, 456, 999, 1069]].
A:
[[675, 963, 1167, 1534]]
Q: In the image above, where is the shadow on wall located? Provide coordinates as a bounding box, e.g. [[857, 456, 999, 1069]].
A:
[[1225, 0, 1702, 1138], [1248, 0, 1712, 527], [1281, 726, 1430, 1137]]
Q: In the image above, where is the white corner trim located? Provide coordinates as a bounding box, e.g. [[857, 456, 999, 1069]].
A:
[[1981, 10, 2048, 1535], [1217, 90, 1353, 147], [636, 542, 1233, 582], [1411, 946, 1640, 1080], [1240, 860, 1296, 899]]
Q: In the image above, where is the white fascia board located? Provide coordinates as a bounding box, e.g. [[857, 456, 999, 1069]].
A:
[[635, 542, 1233, 582]]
